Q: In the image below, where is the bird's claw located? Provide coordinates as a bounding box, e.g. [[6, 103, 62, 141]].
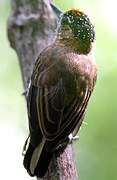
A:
[[22, 89, 28, 96], [68, 134, 79, 143]]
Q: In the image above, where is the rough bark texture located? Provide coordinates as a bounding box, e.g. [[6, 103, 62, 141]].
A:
[[7, 0, 78, 179]]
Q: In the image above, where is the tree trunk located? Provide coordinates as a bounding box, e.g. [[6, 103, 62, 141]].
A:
[[7, 0, 78, 179]]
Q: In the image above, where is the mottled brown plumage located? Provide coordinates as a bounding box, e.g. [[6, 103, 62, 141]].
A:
[[23, 8, 97, 178]]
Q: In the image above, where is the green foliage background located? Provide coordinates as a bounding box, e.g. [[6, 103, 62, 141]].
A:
[[0, 0, 117, 179]]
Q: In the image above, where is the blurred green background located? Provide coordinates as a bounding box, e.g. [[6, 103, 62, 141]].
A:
[[0, 0, 117, 179]]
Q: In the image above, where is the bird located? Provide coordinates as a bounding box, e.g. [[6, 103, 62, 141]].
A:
[[51, 3, 62, 18], [23, 7, 97, 178]]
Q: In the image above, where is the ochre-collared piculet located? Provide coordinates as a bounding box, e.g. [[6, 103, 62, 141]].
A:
[[23, 7, 97, 178]]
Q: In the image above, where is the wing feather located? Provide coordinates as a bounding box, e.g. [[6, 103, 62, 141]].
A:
[[51, 89, 91, 142], [36, 80, 65, 140], [29, 48, 96, 151]]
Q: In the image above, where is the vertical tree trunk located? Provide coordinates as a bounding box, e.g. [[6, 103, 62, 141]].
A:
[[7, 0, 78, 179]]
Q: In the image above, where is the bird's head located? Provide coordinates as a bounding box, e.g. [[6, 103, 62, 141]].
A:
[[57, 9, 95, 54]]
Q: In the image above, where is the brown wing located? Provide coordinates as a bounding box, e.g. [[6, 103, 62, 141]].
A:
[[28, 50, 65, 146], [29, 82, 91, 152], [29, 48, 96, 151]]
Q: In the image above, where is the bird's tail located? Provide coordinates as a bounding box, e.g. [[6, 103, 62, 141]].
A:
[[23, 137, 53, 177]]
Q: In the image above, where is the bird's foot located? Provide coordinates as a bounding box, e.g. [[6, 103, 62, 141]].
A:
[[22, 81, 31, 97], [68, 134, 79, 144], [55, 135, 79, 154], [22, 135, 30, 156], [22, 89, 28, 96]]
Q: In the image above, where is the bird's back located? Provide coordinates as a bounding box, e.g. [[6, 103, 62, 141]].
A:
[[30, 44, 97, 150]]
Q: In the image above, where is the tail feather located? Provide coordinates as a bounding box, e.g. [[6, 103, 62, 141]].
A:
[[23, 143, 35, 176], [23, 138, 53, 177], [34, 144, 53, 177]]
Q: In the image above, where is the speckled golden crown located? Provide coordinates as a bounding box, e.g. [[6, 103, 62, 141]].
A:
[[61, 9, 95, 42]]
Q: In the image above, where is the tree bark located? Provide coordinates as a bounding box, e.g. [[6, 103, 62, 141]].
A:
[[7, 0, 78, 179]]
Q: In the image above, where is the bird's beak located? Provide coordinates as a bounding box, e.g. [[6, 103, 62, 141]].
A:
[[51, 3, 63, 18]]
